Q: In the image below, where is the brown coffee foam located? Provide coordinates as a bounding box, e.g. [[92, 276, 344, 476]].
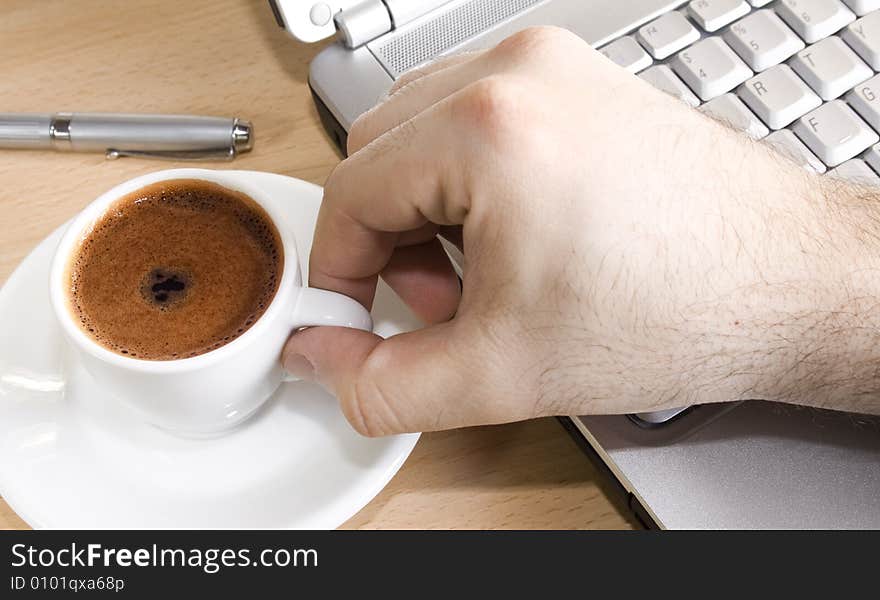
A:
[[66, 179, 283, 360]]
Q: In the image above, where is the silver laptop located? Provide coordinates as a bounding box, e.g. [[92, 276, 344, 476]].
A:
[[271, 0, 880, 528]]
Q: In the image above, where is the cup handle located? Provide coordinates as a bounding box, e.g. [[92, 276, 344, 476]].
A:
[[281, 287, 373, 383], [292, 287, 373, 332]]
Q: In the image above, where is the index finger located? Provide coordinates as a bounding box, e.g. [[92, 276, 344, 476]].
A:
[[309, 95, 469, 308]]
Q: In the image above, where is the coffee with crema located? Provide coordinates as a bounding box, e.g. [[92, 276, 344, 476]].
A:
[[66, 179, 283, 360]]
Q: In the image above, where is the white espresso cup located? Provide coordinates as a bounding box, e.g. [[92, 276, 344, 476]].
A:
[[49, 168, 372, 435]]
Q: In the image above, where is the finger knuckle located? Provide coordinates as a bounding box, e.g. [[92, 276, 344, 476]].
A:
[[346, 112, 374, 155], [493, 25, 578, 62], [339, 349, 405, 437], [338, 381, 379, 437], [459, 76, 523, 142], [322, 162, 347, 203]]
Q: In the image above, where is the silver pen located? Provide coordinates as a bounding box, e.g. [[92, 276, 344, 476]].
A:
[[0, 112, 253, 161]]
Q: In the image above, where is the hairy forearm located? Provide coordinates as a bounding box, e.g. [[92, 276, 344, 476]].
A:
[[733, 170, 880, 415], [539, 126, 880, 417]]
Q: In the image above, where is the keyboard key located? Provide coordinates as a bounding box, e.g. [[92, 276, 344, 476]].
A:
[[845, 73, 880, 130], [840, 0, 880, 16], [599, 36, 653, 73], [739, 64, 822, 128], [776, 0, 855, 43], [829, 158, 880, 183], [861, 142, 880, 172], [700, 93, 771, 137], [765, 129, 827, 172], [688, 0, 751, 32], [790, 37, 872, 100], [724, 10, 805, 71], [749, 0, 773, 5], [637, 12, 700, 59], [671, 38, 753, 100], [639, 65, 701, 106], [792, 100, 878, 166], [841, 12, 880, 69]]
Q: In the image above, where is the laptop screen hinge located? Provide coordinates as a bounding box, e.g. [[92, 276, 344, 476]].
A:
[[336, 0, 455, 48]]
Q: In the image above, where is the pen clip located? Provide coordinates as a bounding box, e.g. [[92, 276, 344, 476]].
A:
[[105, 147, 236, 161]]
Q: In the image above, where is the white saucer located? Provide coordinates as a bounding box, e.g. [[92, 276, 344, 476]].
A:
[[0, 171, 420, 529]]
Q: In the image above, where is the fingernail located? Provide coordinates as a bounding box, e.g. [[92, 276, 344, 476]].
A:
[[284, 352, 316, 382]]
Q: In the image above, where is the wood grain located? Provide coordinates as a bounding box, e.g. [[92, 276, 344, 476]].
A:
[[0, 0, 636, 530]]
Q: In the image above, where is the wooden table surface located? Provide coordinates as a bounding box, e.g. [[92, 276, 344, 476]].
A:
[[0, 0, 636, 530]]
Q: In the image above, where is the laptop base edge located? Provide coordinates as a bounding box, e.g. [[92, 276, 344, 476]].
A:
[[310, 83, 348, 158], [556, 417, 659, 530]]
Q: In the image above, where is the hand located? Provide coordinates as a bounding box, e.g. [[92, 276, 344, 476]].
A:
[[284, 26, 880, 436]]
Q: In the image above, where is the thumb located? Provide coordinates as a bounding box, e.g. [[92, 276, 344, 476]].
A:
[[282, 322, 493, 436]]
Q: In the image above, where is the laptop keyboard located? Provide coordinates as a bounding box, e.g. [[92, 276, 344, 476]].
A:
[[599, 0, 880, 184], [601, 0, 880, 425]]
